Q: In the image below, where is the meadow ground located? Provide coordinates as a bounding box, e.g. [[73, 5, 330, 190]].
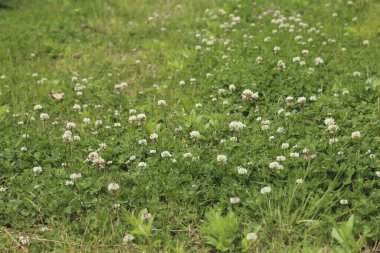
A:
[[0, 0, 380, 252]]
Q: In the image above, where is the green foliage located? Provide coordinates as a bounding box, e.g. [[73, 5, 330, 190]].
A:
[[0, 104, 9, 120], [126, 209, 155, 239], [331, 215, 366, 253], [201, 209, 238, 252], [0, 0, 379, 251]]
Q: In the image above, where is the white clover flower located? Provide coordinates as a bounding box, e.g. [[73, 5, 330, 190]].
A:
[[114, 122, 121, 127], [150, 133, 158, 141], [157, 100, 167, 107], [229, 121, 246, 131], [138, 139, 147, 145], [324, 118, 335, 126], [285, 96, 294, 106], [129, 115, 137, 123], [83, 118, 91, 125], [92, 120, 101, 127], [179, 80, 186, 86], [255, 56, 263, 64], [296, 178, 304, 184], [375, 171, 380, 177], [237, 165, 248, 175], [62, 130, 73, 143], [242, 89, 259, 101], [142, 212, 152, 220], [246, 233, 258, 241], [150, 150, 156, 154], [309, 95, 317, 101], [230, 197, 240, 204], [129, 109, 137, 114], [19, 236, 30, 246], [161, 151, 172, 158], [277, 127, 285, 134], [70, 173, 82, 180], [363, 40, 369, 46], [40, 113, 49, 120], [277, 60, 286, 71], [314, 57, 324, 66], [87, 151, 105, 169], [122, 234, 135, 244], [66, 122, 76, 130], [137, 113, 146, 122], [294, 35, 303, 42], [276, 156, 286, 161], [229, 84, 236, 91], [281, 143, 289, 149], [301, 49, 309, 56], [261, 120, 270, 130], [260, 186, 271, 194], [108, 183, 120, 192], [340, 199, 349, 205], [297, 97, 306, 105], [351, 131, 361, 139], [195, 103, 203, 109], [327, 124, 339, 134], [290, 152, 299, 158], [293, 56, 301, 63], [190, 131, 201, 139], [137, 162, 147, 168], [32, 166, 42, 173], [269, 161, 283, 170], [114, 84, 123, 91], [34, 104, 43, 110], [217, 155, 227, 164], [218, 89, 227, 96], [273, 46, 280, 54], [183, 152, 192, 158], [353, 71, 361, 77], [73, 104, 81, 111]]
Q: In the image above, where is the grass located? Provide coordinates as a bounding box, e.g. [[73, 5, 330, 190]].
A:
[[0, 0, 379, 252]]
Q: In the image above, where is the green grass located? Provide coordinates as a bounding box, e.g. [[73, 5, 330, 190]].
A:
[[0, 0, 379, 252]]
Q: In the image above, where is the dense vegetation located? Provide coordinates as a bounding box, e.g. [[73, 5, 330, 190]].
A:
[[0, 0, 379, 252]]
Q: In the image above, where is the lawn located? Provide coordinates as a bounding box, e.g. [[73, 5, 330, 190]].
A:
[[0, 0, 379, 252]]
